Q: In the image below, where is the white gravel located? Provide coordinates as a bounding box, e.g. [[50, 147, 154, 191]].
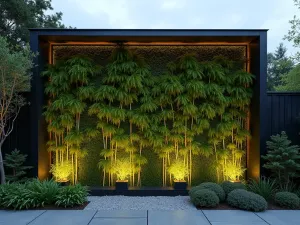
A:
[[85, 196, 196, 210]]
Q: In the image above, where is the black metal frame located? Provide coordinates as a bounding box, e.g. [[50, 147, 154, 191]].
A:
[[29, 29, 268, 184]]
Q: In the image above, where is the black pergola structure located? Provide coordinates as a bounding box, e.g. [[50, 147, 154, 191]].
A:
[[29, 29, 267, 195]]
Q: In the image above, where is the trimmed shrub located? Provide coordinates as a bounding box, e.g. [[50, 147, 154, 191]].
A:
[[189, 186, 202, 197], [55, 184, 88, 208], [198, 182, 225, 202], [227, 189, 268, 212], [190, 189, 219, 207], [275, 192, 300, 209], [221, 181, 246, 196], [294, 189, 300, 198]]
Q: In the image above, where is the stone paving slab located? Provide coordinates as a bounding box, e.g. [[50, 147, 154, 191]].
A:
[[148, 210, 211, 225], [256, 210, 300, 225], [210, 222, 268, 225], [203, 210, 268, 225], [28, 210, 96, 225], [89, 218, 147, 225], [0, 210, 45, 225], [94, 210, 147, 218]]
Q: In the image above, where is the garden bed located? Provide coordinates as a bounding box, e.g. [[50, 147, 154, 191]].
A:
[[197, 202, 298, 210], [0, 202, 90, 211]]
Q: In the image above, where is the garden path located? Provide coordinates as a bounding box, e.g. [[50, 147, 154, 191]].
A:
[[0, 209, 300, 225]]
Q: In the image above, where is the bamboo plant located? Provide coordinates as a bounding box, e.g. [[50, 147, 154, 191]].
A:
[[43, 47, 254, 187], [43, 57, 100, 184]]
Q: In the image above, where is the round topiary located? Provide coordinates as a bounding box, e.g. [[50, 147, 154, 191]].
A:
[[275, 192, 300, 209], [227, 189, 268, 212], [190, 189, 220, 208], [189, 186, 202, 197], [221, 181, 246, 196], [198, 182, 226, 202]]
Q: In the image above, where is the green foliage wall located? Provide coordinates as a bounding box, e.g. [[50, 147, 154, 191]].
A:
[[49, 45, 250, 187]]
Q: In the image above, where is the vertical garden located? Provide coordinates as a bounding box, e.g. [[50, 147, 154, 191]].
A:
[[42, 44, 254, 187]]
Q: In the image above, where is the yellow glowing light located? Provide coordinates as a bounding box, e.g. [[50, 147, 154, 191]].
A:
[[223, 161, 246, 181], [168, 160, 188, 181], [50, 161, 72, 182], [113, 159, 131, 181], [229, 180, 242, 183]]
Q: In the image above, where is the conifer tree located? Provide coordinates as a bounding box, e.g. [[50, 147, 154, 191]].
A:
[[4, 149, 32, 182], [262, 131, 300, 184]]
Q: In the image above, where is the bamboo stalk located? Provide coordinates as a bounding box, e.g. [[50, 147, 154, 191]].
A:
[[162, 157, 165, 186], [75, 152, 78, 184], [102, 128, 105, 149], [190, 148, 192, 186], [72, 154, 74, 184], [109, 171, 111, 186], [103, 169, 105, 186]]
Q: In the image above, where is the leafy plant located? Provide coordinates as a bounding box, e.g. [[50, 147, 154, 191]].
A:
[[247, 177, 277, 201], [190, 189, 219, 207], [275, 192, 300, 209], [1, 183, 38, 209], [26, 179, 59, 206], [0, 179, 88, 209], [198, 182, 225, 202], [227, 189, 268, 212], [262, 131, 300, 185], [55, 184, 88, 208], [168, 160, 188, 181], [50, 161, 72, 182], [221, 181, 246, 196], [4, 149, 33, 182]]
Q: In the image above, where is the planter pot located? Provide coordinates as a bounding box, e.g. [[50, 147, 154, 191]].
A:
[[115, 180, 128, 191], [173, 181, 187, 190], [58, 180, 70, 186]]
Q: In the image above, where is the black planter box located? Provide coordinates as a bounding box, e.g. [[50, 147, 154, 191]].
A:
[[116, 181, 128, 190], [174, 181, 187, 190], [58, 180, 70, 186]]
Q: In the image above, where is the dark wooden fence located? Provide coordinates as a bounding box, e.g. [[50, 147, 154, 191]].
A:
[[266, 92, 300, 146]]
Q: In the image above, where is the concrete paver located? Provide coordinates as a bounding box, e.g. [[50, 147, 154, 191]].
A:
[[256, 210, 300, 225], [203, 210, 268, 225], [0, 210, 45, 225], [94, 210, 147, 218], [148, 210, 211, 225], [28, 210, 96, 225], [89, 218, 147, 225], [1, 209, 300, 225]]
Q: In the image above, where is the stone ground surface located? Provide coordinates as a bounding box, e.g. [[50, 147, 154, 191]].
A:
[[85, 196, 196, 210], [1, 209, 300, 225]]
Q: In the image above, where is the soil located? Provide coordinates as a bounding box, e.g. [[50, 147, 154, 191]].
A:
[[197, 203, 237, 210], [0, 201, 90, 211], [37, 201, 90, 210], [197, 201, 299, 210]]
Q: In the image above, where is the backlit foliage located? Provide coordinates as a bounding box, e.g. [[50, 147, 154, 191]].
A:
[[43, 45, 254, 187]]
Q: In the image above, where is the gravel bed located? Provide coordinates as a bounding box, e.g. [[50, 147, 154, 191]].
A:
[[85, 196, 196, 210]]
